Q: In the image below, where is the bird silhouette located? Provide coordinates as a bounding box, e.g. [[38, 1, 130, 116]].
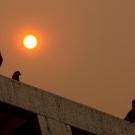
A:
[[0, 52, 3, 67], [124, 99, 135, 123], [12, 71, 21, 81]]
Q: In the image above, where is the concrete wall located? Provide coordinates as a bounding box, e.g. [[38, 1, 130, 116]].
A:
[[0, 75, 135, 135]]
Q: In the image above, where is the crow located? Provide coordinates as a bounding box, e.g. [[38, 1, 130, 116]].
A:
[[124, 99, 135, 123], [12, 71, 21, 81], [0, 52, 3, 67]]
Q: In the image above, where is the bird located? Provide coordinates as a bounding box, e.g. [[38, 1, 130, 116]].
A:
[[12, 71, 21, 81], [0, 52, 3, 67], [124, 99, 135, 123]]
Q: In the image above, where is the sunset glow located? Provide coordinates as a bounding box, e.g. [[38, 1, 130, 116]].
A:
[[23, 35, 38, 49]]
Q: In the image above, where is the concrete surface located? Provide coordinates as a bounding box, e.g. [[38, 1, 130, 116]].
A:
[[0, 74, 135, 135]]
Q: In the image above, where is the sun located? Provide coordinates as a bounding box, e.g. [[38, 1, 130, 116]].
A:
[[23, 35, 38, 49]]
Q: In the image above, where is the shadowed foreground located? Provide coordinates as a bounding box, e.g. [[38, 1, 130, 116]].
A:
[[0, 102, 41, 135]]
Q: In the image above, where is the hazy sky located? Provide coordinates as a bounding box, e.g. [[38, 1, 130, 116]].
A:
[[0, 0, 135, 118]]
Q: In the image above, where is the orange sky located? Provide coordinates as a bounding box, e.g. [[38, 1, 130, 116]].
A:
[[0, 0, 135, 118]]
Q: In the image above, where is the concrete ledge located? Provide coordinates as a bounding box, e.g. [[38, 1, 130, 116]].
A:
[[0, 75, 135, 135]]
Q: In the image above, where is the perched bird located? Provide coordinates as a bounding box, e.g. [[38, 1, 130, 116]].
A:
[[0, 52, 3, 67], [124, 99, 135, 123], [12, 71, 21, 81]]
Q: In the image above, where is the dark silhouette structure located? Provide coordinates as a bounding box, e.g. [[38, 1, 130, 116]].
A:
[[0, 101, 41, 135], [0, 52, 3, 67], [12, 71, 21, 81], [71, 126, 95, 135], [124, 99, 135, 123]]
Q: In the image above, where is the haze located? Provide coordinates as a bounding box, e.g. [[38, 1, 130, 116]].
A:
[[0, 0, 135, 118]]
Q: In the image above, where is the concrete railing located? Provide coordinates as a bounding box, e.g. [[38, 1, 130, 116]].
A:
[[0, 74, 135, 135]]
